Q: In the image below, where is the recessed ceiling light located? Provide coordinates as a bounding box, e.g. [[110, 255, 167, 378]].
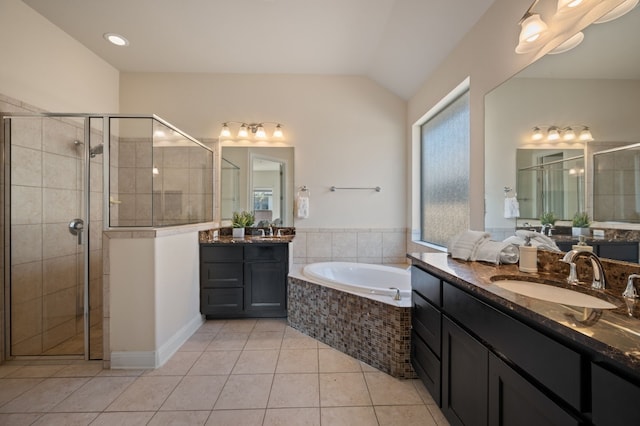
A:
[[104, 33, 129, 47]]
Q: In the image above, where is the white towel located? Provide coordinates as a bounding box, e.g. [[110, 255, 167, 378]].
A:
[[503, 230, 561, 252], [474, 240, 519, 264], [504, 197, 520, 218], [449, 230, 490, 260], [296, 195, 309, 219]]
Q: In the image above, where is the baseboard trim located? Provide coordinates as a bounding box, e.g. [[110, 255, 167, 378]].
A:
[[110, 314, 204, 369]]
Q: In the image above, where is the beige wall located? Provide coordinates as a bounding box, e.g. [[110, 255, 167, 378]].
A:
[[0, 0, 119, 113], [119, 73, 407, 230]]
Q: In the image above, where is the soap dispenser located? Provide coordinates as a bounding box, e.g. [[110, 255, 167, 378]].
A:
[[519, 237, 538, 273]]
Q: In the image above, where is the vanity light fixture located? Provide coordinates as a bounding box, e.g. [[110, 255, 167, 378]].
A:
[[103, 33, 129, 47], [516, 0, 637, 54], [530, 125, 593, 142], [594, 0, 639, 23], [516, 6, 549, 53], [219, 121, 285, 141]]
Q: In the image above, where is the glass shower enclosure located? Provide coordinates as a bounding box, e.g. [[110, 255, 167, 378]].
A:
[[2, 114, 213, 360]]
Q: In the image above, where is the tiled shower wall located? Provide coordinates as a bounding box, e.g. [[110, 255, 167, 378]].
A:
[[115, 139, 213, 227]]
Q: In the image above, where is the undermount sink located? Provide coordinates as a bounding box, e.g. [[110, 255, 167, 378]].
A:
[[492, 279, 616, 310]]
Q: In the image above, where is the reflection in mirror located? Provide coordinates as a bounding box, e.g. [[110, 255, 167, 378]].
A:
[[516, 149, 584, 220], [484, 5, 640, 242], [593, 143, 640, 223], [220, 147, 294, 226]]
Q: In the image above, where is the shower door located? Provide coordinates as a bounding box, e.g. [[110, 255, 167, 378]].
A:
[[5, 114, 103, 359]]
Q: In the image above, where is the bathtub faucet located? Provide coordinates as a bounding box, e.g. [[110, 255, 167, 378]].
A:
[[389, 287, 401, 301]]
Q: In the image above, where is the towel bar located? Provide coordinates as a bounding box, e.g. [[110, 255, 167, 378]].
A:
[[330, 186, 381, 192]]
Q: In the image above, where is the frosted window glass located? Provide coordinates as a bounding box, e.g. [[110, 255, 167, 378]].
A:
[[420, 90, 470, 247]]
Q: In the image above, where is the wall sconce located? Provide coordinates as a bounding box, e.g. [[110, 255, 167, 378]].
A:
[[531, 125, 593, 141], [220, 121, 284, 141], [516, 0, 637, 54]]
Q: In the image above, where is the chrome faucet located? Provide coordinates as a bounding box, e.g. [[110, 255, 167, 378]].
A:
[[623, 274, 640, 299], [560, 250, 607, 290], [389, 287, 401, 301]]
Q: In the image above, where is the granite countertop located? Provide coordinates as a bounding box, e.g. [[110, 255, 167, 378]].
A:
[[200, 235, 295, 244], [407, 252, 640, 379]]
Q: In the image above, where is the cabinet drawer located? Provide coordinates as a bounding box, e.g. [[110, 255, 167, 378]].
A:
[[592, 363, 640, 425], [201, 245, 244, 262], [411, 266, 441, 306], [443, 282, 583, 411], [201, 262, 243, 288], [412, 291, 441, 356], [201, 288, 243, 314], [411, 331, 441, 406], [245, 244, 287, 262]]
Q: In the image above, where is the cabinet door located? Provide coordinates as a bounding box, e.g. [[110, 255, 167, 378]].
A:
[[488, 353, 580, 426], [592, 363, 640, 426], [442, 317, 489, 426], [244, 261, 286, 316], [413, 290, 442, 356]]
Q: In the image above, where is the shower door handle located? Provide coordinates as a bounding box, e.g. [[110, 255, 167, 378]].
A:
[[68, 218, 84, 245]]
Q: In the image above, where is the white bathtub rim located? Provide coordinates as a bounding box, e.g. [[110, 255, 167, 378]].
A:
[[291, 262, 412, 308]]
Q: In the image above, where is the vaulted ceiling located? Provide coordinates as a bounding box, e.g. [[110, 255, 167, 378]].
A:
[[23, 0, 496, 99]]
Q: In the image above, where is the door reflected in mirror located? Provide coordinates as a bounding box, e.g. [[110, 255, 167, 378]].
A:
[[221, 147, 294, 226]]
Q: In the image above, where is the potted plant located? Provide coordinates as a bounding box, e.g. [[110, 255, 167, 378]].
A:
[[539, 211, 556, 226], [232, 210, 255, 238], [572, 211, 590, 237]]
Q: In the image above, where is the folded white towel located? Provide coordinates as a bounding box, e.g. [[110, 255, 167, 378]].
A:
[[503, 230, 561, 251], [474, 240, 519, 264], [449, 230, 490, 260], [504, 197, 520, 218]]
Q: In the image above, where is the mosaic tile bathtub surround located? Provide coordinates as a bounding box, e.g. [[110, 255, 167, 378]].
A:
[[288, 276, 415, 379]]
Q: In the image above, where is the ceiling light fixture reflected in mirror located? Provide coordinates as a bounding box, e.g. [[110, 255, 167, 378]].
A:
[[219, 121, 285, 141], [530, 125, 593, 142]]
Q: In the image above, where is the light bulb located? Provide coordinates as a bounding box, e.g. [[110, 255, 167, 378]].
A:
[[519, 14, 548, 43], [273, 124, 284, 138], [255, 125, 267, 139], [104, 33, 129, 47], [563, 127, 576, 140], [557, 0, 584, 13], [547, 127, 560, 141], [579, 127, 593, 141], [238, 124, 249, 138], [532, 127, 544, 141], [220, 123, 231, 138]]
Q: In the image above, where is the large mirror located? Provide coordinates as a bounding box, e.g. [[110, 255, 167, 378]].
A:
[[485, 5, 640, 237], [221, 146, 294, 226]]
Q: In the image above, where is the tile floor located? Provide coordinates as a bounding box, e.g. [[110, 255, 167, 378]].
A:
[[0, 318, 449, 425]]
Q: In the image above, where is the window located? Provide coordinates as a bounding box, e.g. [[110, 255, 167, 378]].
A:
[[420, 88, 470, 247]]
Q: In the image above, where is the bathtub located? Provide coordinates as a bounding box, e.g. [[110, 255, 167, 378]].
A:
[[301, 262, 411, 306], [288, 262, 415, 378]]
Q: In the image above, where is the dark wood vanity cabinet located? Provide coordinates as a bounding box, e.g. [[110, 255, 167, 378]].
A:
[[411, 266, 443, 405], [200, 243, 288, 318], [412, 266, 582, 426]]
